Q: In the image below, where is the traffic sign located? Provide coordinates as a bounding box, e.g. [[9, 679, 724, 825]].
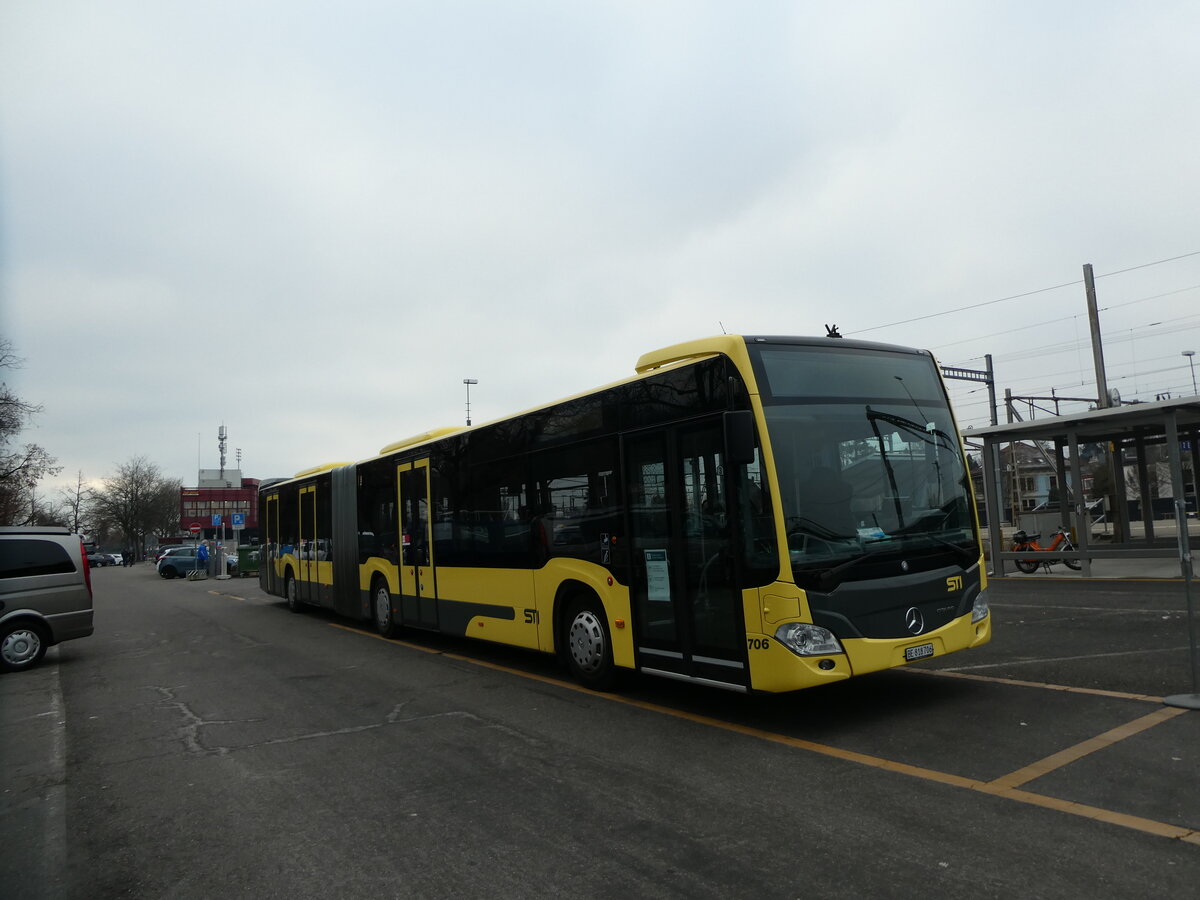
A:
[[232, 513, 245, 529], [189, 523, 201, 534], [212, 514, 222, 527]]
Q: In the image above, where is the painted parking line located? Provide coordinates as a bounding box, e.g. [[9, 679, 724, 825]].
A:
[[334, 622, 1200, 845], [987, 706, 1187, 791], [899, 666, 1166, 704], [933, 645, 1192, 675]]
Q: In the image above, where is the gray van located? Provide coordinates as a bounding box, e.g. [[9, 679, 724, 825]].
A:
[[0, 526, 95, 672]]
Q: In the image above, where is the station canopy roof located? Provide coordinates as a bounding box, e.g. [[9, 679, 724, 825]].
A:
[[962, 395, 1200, 445]]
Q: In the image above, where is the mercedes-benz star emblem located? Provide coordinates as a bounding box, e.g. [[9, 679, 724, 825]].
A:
[[900, 560, 910, 572], [905, 606, 924, 635]]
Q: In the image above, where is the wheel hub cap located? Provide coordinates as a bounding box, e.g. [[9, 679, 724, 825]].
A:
[[2, 630, 40, 666], [568, 611, 605, 673]]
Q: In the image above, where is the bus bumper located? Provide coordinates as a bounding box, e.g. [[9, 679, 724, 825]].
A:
[[842, 609, 992, 677], [747, 610, 991, 693]]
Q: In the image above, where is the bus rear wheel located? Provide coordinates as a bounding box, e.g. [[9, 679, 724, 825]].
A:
[[563, 594, 616, 691], [373, 579, 398, 638], [285, 574, 302, 613]]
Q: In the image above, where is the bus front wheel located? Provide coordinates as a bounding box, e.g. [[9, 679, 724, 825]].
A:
[[563, 594, 616, 691]]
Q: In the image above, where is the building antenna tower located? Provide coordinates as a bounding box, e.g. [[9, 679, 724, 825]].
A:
[[218, 425, 228, 479]]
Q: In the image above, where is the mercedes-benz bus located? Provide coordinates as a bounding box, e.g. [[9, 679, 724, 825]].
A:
[[259, 334, 990, 692]]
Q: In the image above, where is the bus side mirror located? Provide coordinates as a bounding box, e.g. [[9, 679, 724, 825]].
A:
[[724, 411, 756, 466]]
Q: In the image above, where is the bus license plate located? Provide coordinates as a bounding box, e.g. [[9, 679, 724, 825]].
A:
[[905, 642, 935, 661]]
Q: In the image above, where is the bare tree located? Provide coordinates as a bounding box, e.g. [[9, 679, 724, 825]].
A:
[[144, 476, 184, 550], [0, 340, 62, 524], [55, 471, 94, 533], [90, 457, 182, 554]]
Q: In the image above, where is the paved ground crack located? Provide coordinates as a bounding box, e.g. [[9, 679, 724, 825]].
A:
[[151, 692, 526, 757]]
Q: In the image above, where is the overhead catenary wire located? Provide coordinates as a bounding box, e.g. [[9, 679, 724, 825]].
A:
[[850, 249, 1200, 428], [928, 284, 1200, 355], [848, 250, 1200, 337]]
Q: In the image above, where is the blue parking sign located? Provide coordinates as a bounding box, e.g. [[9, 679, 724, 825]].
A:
[[212, 514, 222, 527], [232, 513, 245, 528]]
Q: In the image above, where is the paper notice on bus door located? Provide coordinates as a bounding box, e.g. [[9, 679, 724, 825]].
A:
[[645, 549, 671, 604]]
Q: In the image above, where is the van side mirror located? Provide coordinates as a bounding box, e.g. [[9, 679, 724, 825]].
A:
[[724, 410, 756, 466]]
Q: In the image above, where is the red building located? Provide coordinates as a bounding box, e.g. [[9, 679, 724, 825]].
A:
[[180, 473, 260, 542]]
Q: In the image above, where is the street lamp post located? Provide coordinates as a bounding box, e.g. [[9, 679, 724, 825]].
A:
[[463, 379, 478, 426], [1184, 351, 1197, 396]]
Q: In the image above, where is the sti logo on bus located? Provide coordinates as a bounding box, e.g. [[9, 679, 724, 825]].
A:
[[946, 575, 964, 592]]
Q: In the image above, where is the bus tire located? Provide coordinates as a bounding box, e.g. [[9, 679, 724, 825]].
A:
[[285, 573, 302, 613], [373, 577, 398, 638], [563, 593, 616, 691]]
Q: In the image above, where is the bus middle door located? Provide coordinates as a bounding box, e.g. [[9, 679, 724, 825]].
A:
[[298, 485, 319, 605], [398, 460, 439, 629]]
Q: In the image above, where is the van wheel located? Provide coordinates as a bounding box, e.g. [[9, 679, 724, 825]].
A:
[[563, 594, 616, 691], [1, 621, 48, 672], [373, 578, 398, 638], [161, 566, 177, 579]]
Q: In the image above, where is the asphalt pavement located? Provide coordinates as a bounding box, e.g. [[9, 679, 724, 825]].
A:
[[1, 565, 1198, 899]]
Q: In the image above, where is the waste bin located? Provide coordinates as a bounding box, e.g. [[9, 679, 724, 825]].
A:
[[237, 545, 260, 578]]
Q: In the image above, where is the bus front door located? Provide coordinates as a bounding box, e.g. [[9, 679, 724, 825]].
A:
[[398, 460, 439, 629], [626, 421, 748, 689]]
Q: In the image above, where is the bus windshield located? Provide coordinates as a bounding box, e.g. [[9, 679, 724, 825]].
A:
[[750, 343, 978, 590]]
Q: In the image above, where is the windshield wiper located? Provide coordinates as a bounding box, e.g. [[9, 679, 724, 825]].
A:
[[917, 532, 979, 568], [813, 550, 881, 590], [865, 407, 905, 529], [786, 516, 855, 541], [864, 407, 955, 450]]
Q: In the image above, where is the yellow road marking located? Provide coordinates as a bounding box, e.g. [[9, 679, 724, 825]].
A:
[[983, 785, 1197, 842], [987, 707, 1187, 790], [333, 622, 1200, 844], [331, 623, 446, 654], [899, 666, 1165, 704]]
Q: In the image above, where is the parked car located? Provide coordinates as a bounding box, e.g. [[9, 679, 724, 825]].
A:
[[0, 526, 95, 672], [157, 546, 236, 578], [157, 547, 201, 578], [86, 549, 112, 567], [109, 552, 123, 566]]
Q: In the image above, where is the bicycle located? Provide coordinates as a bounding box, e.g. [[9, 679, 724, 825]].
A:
[[1011, 528, 1082, 573]]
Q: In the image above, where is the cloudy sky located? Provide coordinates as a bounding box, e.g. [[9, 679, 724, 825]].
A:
[[3, 1, 1199, 497]]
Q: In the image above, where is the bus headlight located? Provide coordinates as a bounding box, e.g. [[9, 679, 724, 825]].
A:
[[774, 622, 844, 657], [971, 590, 989, 623]]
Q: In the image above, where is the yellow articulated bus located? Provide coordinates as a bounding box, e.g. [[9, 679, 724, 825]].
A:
[[259, 334, 990, 693]]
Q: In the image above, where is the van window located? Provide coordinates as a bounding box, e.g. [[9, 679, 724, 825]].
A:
[[0, 539, 77, 578]]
